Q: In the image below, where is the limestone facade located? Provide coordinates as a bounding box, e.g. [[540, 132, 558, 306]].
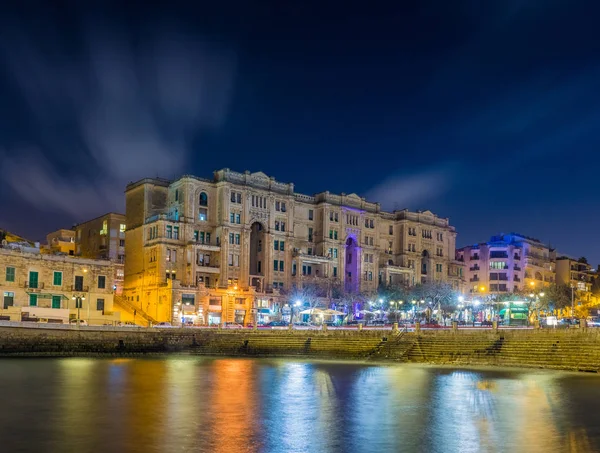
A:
[[0, 244, 119, 324], [457, 233, 556, 296], [124, 169, 462, 324]]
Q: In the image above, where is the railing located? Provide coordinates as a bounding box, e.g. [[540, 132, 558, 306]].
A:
[[23, 282, 45, 289], [70, 285, 90, 292], [470, 255, 479, 260], [469, 266, 480, 271]]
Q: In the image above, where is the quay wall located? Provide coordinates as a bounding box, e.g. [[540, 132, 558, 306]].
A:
[[2, 325, 600, 372]]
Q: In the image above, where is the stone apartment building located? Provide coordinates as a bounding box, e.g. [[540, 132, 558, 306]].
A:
[[457, 233, 556, 297], [556, 257, 597, 305], [124, 168, 463, 325], [73, 212, 126, 294], [0, 241, 120, 325], [44, 229, 76, 255]]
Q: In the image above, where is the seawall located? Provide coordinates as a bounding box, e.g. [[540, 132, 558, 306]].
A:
[[3, 326, 600, 373]]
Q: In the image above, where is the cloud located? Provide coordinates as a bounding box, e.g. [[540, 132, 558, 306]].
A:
[[365, 163, 461, 212], [0, 15, 236, 222]]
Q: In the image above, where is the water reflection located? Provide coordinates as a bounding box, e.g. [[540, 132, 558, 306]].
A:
[[0, 359, 598, 452]]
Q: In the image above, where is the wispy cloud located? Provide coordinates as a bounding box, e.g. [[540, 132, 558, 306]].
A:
[[0, 16, 236, 221], [365, 162, 462, 212]]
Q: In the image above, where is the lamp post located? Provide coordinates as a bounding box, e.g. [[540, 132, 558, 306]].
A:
[[72, 294, 85, 326], [292, 300, 301, 326]]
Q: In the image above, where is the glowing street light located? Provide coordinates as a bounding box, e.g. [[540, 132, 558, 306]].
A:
[[458, 295, 464, 302]]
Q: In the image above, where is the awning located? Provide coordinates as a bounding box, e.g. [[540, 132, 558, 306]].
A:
[[25, 292, 69, 300], [258, 308, 270, 314]]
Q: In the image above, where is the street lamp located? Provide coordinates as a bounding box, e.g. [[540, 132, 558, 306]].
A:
[[72, 294, 85, 326]]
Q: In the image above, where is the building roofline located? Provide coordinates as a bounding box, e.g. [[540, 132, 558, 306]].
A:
[[73, 212, 126, 228], [126, 177, 171, 192]]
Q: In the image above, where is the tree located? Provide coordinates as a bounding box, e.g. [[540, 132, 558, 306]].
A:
[[578, 257, 589, 264], [542, 284, 572, 312]]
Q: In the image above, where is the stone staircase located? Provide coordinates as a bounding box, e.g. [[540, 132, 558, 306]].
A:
[[113, 295, 158, 326], [190, 332, 384, 359], [400, 331, 600, 372]]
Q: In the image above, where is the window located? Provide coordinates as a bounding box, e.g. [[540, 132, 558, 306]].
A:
[[166, 226, 173, 239], [279, 261, 284, 272], [235, 234, 240, 245], [281, 221, 286, 232], [307, 247, 313, 255], [100, 220, 108, 236], [53, 271, 62, 286], [28, 271, 39, 289], [333, 248, 338, 258], [228, 254, 234, 266], [120, 224, 126, 233], [329, 230, 334, 239], [199, 192, 208, 206], [275, 201, 280, 211], [333, 267, 337, 278], [29, 294, 37, 307], [389, 225, 393, 235], [98, 276, 106, 289], [194, 231, 199, 242], [235, 213, 241, 224], [302, 265, 312, 276], [364, 236, 369, 245], [370, 219, 374, 228], [173, 227, 179, 240], [436, 264, 443, 273], [274, 260, 279, 271], [281, 202, 286, 212], [489, 261, 507, 270], [308, 209, 314, 220], [97, 299, 105, 312], [5, 267, 15, 282], [175, 189, 179, 202], [369, 271, 373, 281], [198, 208, 207, 222], [119, 239, 125, 247], [308, 227, 313, 242], [51, 295, 61, 309], [229, 233, 234, 244], [230, 212, 235, 223], [275, 221, 280, 231]]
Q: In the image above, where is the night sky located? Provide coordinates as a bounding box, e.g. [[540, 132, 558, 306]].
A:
[[1, 1, 599, 264]]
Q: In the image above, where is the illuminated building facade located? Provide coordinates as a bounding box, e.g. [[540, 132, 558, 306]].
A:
[[0, 240, 120, 324], [124, 169, 461, 324], [457, 233, 556, 296], [73, 212, 126, 294], [555, 257, 597, 305]]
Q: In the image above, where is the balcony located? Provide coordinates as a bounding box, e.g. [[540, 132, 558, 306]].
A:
[[469, 277, 479, 282], [470, 255, 479, 261], [514, 276, 521, 282], [70, 285, 90, 292], [469, 266, 480, 271], [24, 282, 45, 290], [489, 252, 508, 259], [189, 240, 220, 252], [381, 263, 412, 274], [293, 251, 333, 263], [514, 266, 521, 271], [195, 263, 221, 274], [514, 254, 521, 260]]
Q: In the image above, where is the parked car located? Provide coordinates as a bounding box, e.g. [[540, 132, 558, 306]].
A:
[[266, 321, 288, 327], [69, 319, 88, 326], [153, 322, 174, 328], [118, 322, 143, 328], [223, 322, 244, 328], [587, 317, 600, 327]]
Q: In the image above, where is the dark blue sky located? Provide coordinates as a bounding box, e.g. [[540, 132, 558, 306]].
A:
[[1, 1, 599, 264]]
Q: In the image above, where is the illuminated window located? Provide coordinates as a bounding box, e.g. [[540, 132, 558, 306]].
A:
[[100, 220, 108, 236], [120, 224, 126, 233]]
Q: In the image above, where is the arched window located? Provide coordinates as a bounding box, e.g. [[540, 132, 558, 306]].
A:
[[535, 272, 543, 281], [422, 250, 429, 258], [199, 192, 208, 206]]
